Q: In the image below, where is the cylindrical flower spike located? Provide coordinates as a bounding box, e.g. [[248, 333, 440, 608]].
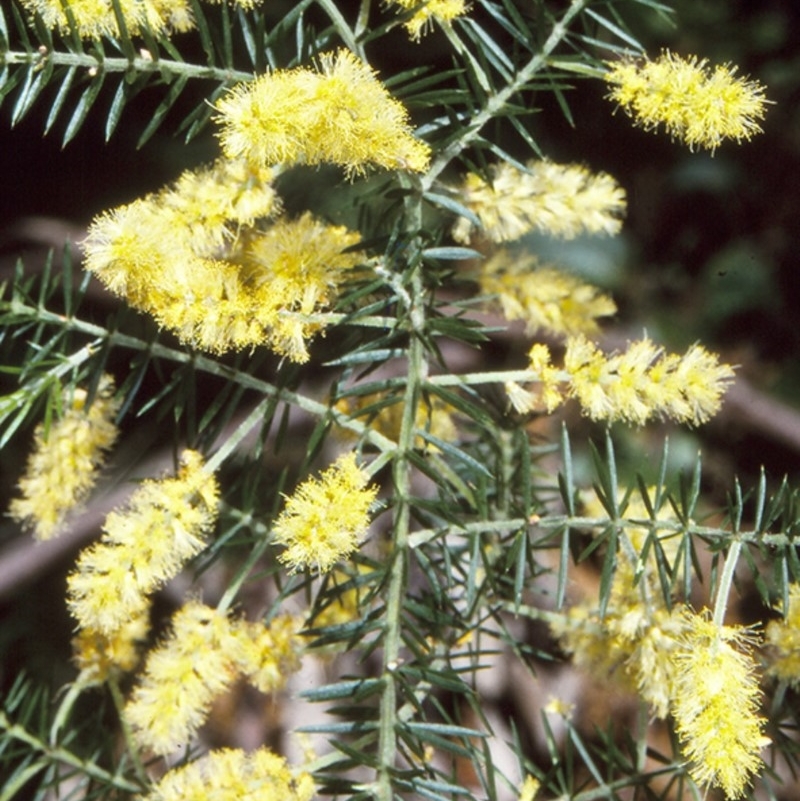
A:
[[670, 610, 769, 799], [605, 51, 769, 153], [124, 602, 304, 755], [66, 450, 219, 634], [9, 375, 120, 540], [84, 161, 364, 362], [515, 336, 735, 425], [215, 49, 431, 176], [452, 160, 626, 244], [478, 252, 617, 338], [273, 452, 379, 573], [141, 747, 315, 801], [19, 0, 195, 38]]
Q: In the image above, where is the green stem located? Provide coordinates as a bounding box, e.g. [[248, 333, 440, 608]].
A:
[[2, 48, 252, 82], [427, 368, 567, 388], [376, 326, 424, 801], [421, 0, 591, 188], [108, 676, 150, 787], [712, 538, 743, 629], [216, 532, 272, 614], [376, 176, 427, 796], [1, 301, 397, 452], [314, 0, 362, 55], [0, 711, 142, 793]]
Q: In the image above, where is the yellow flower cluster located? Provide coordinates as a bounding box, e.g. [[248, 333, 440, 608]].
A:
[[20, 0, 194, 38], [553, 508, 768, 800], [389, 0, 468, 40], [765, 583, 800, 685], [9, 375, 120, 540], [552, 489, 686, 717], [605, 51, 769, 153], [478, 251, 617, 337], [671, 612, 769, 798], [84, 159, 364, 362], [452, 160, 626, 245], [142, 747, 315, 801], [124, 601, 303, 755], [66, 450, 219, 634], [71, 609, 150, 686], [273, 453, 378, 573], [215, 49, 431, 177], [508, 336, 735, 425]]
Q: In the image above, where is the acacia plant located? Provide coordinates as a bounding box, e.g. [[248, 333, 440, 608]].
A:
[[0, 1, 794, 800]]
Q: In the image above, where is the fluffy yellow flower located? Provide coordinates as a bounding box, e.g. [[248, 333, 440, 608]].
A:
[[20, 0, 194, 38], [233, 614, 304, 693], [66, 450, 219, 634], [142, 747, 315, 801], [84, 158, 278, 307], [237, 212, 365, 362], [452, 160, 626, 244], [125, 602, 304, 755], [390, 0, 468, 40], [9, 375, 119, 540], [215, 49, 431, 176], [671, 610, 769, 798], [125, 602, 247, 755], [478, 252, 616, 337], [563, 335, 735, 425], [553, 576, 689, 717], [84, 158, 363, 361], [765, 583, 800, 685], [71, 608, 150, 686], [273, 453, 378, 573], [605, 51, 769, 153]]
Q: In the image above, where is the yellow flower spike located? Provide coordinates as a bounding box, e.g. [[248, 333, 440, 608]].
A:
[[71, 608, 150, 686], [563, 335, 734, 425], [124, 601, 245, 756], [232, 614, 304, 693], [273, 452, 379, 573], [765, 583, 800, 685], [605, 50, 769, 153], [125, 603, 304, 756], [9, 375, 120, 540], [142, 747, 315, 801], [479, 251, 617, 338], [84, 162, 362, 360], [452, 159, 626, 244], [66, 450, 219, 635], [671, 610, 769, 799], [20, 0, 195, 38], [215, 49, 431, 176], [390, 0, 468, 40]]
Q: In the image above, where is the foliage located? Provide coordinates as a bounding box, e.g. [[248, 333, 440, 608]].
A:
[[0, 2, 795, 801]]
